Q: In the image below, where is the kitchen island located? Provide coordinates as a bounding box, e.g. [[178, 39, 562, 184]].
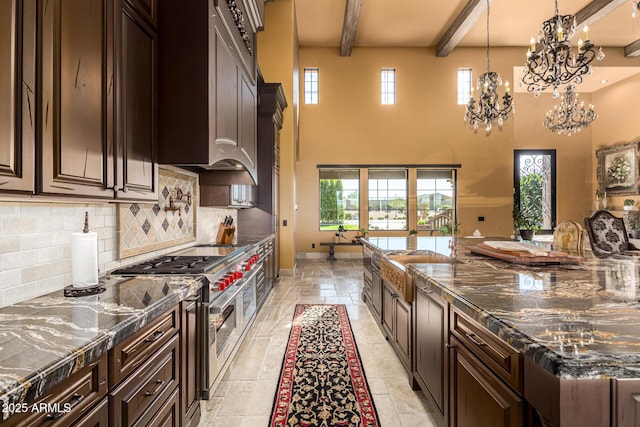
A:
[[362, 236, 640, 427]]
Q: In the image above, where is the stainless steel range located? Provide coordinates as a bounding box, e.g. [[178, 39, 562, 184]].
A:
[[111, 244, 263, 399]]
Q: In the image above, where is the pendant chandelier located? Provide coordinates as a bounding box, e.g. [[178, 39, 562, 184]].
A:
[[544, 85, 596, 135], [522, 0, 604, 98], [464, 0, 514, 133]]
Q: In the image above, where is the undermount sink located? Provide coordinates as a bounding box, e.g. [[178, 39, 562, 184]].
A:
[[382, 254, 457, 303]]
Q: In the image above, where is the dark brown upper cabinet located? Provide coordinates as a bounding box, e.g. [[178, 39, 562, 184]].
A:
[[38, 0, 157, 201], [39, 0, 116, 198], [0, 0, 36, 194], [115, 0, 158, 201], [157, 0, 258, 184]]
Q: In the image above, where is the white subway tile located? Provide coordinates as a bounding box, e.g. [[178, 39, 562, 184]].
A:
[[2, 217, 39, 235], [0, 205, 20, 217], [0, 236, 20, 254], [37, 247, 64, 264], [21, 206, 51, 217], [36, 276, 65, 295], [2, 284, 41, 307], [37, 216, 64, 233], [0, 269, 22, 290], [3, 250, 38, 269], [19, 233, 51, 250]]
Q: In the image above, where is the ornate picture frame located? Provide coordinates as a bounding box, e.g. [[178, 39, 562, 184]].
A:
[[596, 141, 640, 196]]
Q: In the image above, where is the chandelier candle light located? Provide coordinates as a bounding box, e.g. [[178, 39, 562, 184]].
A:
[[464, 0, 514, 133], [523, 0, 604, 98], [544, 85, 596, 135]]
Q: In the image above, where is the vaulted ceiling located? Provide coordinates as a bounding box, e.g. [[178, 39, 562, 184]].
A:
[[294, 0, 640, 91]]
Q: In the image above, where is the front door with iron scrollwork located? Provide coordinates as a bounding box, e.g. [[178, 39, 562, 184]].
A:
[[514, 150, 556, 233]]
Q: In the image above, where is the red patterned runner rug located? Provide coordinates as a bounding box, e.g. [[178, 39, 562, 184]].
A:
[[269, 304, 380, 427]]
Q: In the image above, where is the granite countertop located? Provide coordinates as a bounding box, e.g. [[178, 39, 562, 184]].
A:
[[364, 236, 640, 380], [0, 273, 206, 420]]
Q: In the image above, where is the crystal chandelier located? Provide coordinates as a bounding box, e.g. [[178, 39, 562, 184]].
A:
[[464, 0, 514, 133], [522, 0, 604, 98], [544, 85, 597, 135]]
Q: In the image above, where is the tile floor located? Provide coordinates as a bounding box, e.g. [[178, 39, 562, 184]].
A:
[[198, 259, 437, 426]]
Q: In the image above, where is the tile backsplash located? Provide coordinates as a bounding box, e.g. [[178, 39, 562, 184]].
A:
[[118, 168, 197, 258], [0, 166, 237, 308]]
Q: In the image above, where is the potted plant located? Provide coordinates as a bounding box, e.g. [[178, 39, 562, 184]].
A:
[[624, 199, 636, 211], [335, 225, 347, 243], [513, 206, 541, 241]]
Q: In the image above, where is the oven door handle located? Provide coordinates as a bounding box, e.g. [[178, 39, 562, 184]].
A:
[[209, 284, 245, 313]]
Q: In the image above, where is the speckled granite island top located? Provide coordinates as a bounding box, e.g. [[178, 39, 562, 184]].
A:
[[0, 274, 205, 420], [365, 236, 640, 380]]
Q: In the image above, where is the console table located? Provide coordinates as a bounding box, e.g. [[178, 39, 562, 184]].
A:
[[320, 241, 361, 260]]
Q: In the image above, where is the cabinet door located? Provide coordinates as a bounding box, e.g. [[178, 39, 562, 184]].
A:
[[0, 0, 35, 194], [71, 397, 108, 427], [382, 281, 395, 338], [394, 297, 411, 368], [239, 74, 257, 179], [181, 297, 201, 427], [214, 24, 239, 150], [414, 286, 447, 418], [449, 336, 523, 427], [40, 0, 115, 198], [116, 1, 157, 201], [371, 266, 382, 320], [614, 378, 640, 427]]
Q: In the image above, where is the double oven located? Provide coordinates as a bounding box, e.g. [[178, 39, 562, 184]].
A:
[[110, 243, 264, 400]]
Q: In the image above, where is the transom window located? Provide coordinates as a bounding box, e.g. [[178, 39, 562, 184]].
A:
[[381, 68, 396, 105], [368, 169, 407, 230], [304, 68, 319, 104], [319, 169, 359, 231], [457, 68, 472, 105]]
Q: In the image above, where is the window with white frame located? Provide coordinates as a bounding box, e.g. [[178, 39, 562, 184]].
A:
[[457, 68, 473, 105], [381, 68, 396, 105], [368, 169, 407, 230], [304, 68, 319, 104], [319, 169, 359, 231], [416, 169, 456, 228]]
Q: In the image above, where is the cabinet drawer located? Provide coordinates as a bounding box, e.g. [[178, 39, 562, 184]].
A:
[[71, 397, 108, 427], [110, 333, 180, 427], [148, 387, 179, 427], [5, 354, 107, 427], [110, 306, 179, 387], [450, 307, 522, 393]]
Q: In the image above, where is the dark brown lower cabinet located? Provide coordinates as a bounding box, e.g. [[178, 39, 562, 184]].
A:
[[147, 387, 180, 427], [181, 297, 202, 427], [3, 354, 107, 427], [449, 335, 523, 427], [110, 333, 180, 427], [371, 263, 382, 320], [613, 379, 640, 427], [413, 284, 447, 426], [72, 397, 108, 427], [381, 280, 411, 372]]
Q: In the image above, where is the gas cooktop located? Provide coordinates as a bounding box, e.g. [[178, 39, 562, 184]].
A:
[[111, 255, 226, 275]]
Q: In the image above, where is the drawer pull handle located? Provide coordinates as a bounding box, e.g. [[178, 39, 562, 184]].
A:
[[145, 380, 165, 396], [144, 330, 165, 343], [44, 393, 84, 421], [466, 332, 487, 347]]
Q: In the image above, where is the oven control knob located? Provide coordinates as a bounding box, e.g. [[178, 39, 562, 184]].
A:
[[216, 279, 226, 291]]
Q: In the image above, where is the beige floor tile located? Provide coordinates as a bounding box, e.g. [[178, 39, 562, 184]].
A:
[[199, 259, 436, 427]]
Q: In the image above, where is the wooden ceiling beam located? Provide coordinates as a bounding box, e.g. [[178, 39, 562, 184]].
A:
[[574, 0, 628, 28], [625, 39, 640, 57], [340, 0, 363, 57], [435, 0, 491, 58]]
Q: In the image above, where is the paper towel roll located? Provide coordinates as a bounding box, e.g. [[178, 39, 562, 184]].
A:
[[71, 232, 99, 288]]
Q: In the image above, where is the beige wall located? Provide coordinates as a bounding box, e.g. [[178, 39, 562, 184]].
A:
[[258, 0, 299, 272], [295, 45, 639, 255], [592, 72, 640, 209]]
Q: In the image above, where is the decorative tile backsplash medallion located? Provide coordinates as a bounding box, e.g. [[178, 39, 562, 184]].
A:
[[118, 167, 197, 258]]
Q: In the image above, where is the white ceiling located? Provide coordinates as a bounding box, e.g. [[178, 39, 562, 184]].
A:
[[295, 0, 640, 91]]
